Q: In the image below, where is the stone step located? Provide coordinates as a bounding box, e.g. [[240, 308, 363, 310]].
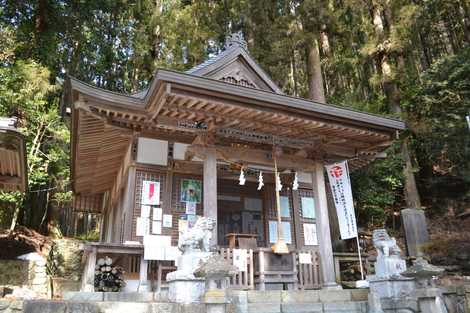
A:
[[23, 300, 206, 313], [243, 301, 368, 313], [18, 299, 368, 313]]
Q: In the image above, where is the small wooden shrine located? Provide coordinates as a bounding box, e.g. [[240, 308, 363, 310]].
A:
[[0, 117, 27, 192], [63, 33, 405, 292]]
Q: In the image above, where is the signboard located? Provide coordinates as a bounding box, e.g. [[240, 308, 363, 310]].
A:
[[233, 249, 247, 272], [136, 217, 150, 237], [163, 214, 172, 228], [298, 252, 312, 264], [325, 161, 357, 240], [153, 207, 162, 221], [303, 223, 318, 246], [141, 180, 160, 205]]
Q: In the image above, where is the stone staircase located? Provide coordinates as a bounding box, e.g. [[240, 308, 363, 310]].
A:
[[1, 289, 370, 313], [232, 289, 368, 313]]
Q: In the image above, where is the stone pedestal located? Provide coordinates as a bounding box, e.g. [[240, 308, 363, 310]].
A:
[[416, 288, 448, 313], [167, 251, 211, 304], [168, 278, 206, 303], [368, 276, 415, 299], [375, 256, 407, 278]]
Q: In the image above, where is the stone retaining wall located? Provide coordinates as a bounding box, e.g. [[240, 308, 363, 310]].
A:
[[0, 259, 49, 298], [0, 300, 23, 313]]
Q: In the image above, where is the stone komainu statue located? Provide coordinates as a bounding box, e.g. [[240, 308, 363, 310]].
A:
[[178, 217, 216, 253], [372, 229, 407, 278], [373, 229, 403, 258]]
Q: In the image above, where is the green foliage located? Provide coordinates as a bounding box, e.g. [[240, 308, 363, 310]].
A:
[[0, 0, 468, 231], [406, 47, 470, 213], [351, 143, 404, 227]]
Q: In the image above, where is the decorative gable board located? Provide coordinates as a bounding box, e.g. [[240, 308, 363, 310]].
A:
[[187, 47, 282, 94]]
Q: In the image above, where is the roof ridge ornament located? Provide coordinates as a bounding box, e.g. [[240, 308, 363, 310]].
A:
[[224, 31, 247, 50]]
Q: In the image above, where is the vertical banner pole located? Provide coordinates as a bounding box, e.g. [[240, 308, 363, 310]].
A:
[[355, 235, 365, 280], [345, 161, 365, 282]]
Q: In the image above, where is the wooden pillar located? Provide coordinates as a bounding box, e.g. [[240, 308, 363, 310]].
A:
[[311, 162, 340, 289], [123, 165, 136, 242], [82, 247, 97, 292], [139, 256, 149, 292], [258, 250, 266, 291], [203, 148, 218, 249]]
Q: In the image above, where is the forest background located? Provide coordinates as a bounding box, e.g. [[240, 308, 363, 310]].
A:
[[0, 0, 468, 238]]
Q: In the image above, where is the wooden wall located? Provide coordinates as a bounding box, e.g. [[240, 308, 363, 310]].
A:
[[125, 163, 322, 251]]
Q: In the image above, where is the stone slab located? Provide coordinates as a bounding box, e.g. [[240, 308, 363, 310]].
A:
[[62, 291, 104, 301], [280, 303, 322, 313], [103, 292, 154, 302], [369, 278, 415, 299], [23, 300, 66, 313], [323, 301, 367, 313], [350, 289, 369, 301], [247, 291, 281, 303], [247, 302, 280, 313], [318, 290, 351, 303], [95, 302, 153, 313], [401, 208, 429, 258], [281, 290, 320, 303]]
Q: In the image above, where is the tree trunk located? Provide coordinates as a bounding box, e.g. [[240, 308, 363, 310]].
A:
[[306, 37, 326, 103], [372, 1, 423, 210]]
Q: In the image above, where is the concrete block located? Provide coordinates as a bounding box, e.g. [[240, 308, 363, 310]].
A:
[[7, 301, 22, 311], [154, 290, 168, 302], [247, 291, 281, 303], [350, 289, 369, 301], [281, 303, 322, 313], [323, 301, 367, 313], [281, 291, 320, 303], [149, 302, 176, 313], [62, 291, 103, 301], [103, 292, 154, 302], [23, 300, 66, 313], [0, 301, 11, 311], [66, 302, 101, 313], [318, 290, 351, 303], [96, 302, 152, 313], [230, 291, 247, 313], [247, 302, 280, 313]]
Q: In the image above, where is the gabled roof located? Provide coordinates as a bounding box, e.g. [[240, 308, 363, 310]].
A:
[[186, 32, 283, 94]]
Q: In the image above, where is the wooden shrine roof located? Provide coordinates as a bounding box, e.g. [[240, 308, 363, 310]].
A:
[[65, 68, 404, 196], [64, 33, 404, 198], [0, 118, 28, 192]]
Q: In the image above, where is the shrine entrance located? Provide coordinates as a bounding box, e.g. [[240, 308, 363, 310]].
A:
[[217, 181, 266, 248]]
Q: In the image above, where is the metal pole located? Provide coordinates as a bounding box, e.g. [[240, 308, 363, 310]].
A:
[[355, 235, 365, 280]]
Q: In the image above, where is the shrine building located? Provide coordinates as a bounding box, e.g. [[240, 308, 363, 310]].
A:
[[63, 33, 405, 292]]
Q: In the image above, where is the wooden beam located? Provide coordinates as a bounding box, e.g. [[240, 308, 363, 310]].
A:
[[187, 144, 317, 171]]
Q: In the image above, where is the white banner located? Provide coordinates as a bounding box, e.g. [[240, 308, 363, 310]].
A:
[[325, 161, 358, 240]]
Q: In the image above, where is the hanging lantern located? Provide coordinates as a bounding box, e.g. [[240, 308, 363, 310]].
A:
[[276, 173, 282, 191], [292, 172, 299, 190], [239, 166, 246, 185], [257, 171, 264, 190]]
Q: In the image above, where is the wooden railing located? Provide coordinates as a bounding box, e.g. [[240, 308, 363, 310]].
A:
[[296, 250, 321, 289], [218, 247, 321, 290], [218, 248, 255, 290]]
